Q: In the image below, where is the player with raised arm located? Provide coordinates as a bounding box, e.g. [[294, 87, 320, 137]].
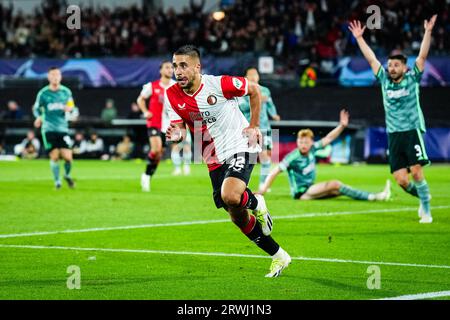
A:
[[33, 67, 78, 189], [137, 61, 176, 191], [259, 110, 391, 201], [165, 45, 291, 277], [349, 15, 437, 223], [238, 67, 281, 191]]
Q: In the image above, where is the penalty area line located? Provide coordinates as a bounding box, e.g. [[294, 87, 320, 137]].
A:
[[0, 205, 449, 239], [0, 244, 450, 270]]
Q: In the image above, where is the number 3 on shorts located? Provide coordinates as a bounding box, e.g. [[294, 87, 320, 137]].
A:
[[64, 135, 73, 148], [414, 144, 423, 159]]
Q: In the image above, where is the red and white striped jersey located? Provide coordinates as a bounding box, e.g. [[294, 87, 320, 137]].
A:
[[164, 74, 260, 171], [140, 79, 176, 131]]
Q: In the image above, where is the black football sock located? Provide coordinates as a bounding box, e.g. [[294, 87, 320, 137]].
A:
[[145, 163, 157, 176], [241, 215, 279, 256], [145, 151, 159, 176]]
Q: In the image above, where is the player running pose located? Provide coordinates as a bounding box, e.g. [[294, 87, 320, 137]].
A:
[[349, 15, 437, 223], [259, 110, 391, 201], [238, 67, 281, 190], [137, 61, 176, 191], [33, 67, 78, 189], [165, 45, 291, 277]]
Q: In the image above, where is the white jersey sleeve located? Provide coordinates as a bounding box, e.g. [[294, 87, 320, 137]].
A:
[[164, 92, 183, 124], [140, 83, 153, 99]]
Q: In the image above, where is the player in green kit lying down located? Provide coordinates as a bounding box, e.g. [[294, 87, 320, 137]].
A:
[[258, 109, 391, 202]]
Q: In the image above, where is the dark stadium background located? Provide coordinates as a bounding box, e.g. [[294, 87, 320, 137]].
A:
[[1, 0, 449, 162]]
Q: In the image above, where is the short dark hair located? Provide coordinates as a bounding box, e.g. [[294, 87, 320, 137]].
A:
[[48, 66, 60, 72], [159, 60, 172, 69], [388, 54, 407, 64], [174, 45, 201, 60], [244, 66, 258, 76]]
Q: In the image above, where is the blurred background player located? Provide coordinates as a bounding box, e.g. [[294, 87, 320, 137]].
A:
[[14, 130, 41, 159], [259, 110, 391, 201], [238, 67, 281, 190], [33, 67, 78, 189], [165, 45, 290, 278], [137, 60, 176, 191], [349, 15, 437, 223], [170, 130, 192, 176]]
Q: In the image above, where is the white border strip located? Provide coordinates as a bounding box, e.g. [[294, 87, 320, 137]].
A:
[[1, 244, 450, 270], [376, 290, 450, 300], [1, 205, 449, 239]]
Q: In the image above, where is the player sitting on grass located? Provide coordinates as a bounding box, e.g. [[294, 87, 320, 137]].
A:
[[259, 109, 391, 201], [349, 15, 437, 223]]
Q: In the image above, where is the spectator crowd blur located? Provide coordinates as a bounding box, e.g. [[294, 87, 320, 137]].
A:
[[0, 0, 448, 64]]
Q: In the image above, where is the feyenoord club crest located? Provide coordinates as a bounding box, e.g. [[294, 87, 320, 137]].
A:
[[207, 95, 217, 105]]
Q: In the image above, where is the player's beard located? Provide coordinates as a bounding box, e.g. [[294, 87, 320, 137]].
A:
[[389, 72, 404, 82], [178, 76, 194, 90]]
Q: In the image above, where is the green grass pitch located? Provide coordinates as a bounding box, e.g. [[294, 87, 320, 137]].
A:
[[0, 159, 449, 300]]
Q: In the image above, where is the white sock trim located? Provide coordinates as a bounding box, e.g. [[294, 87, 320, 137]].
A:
[[272, 247, 285, 259]]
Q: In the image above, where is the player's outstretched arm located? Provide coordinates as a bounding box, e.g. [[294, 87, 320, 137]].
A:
[[321, 109, 349, 147], [416, 14, 437, 72], [348, 20, 381, 74], [258, 167, 282, 195]]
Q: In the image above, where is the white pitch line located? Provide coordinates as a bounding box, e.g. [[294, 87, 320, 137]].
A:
[[0, 205, 449, 239], [0, 219, 230, 239], [376, 290, 450, 300], [0, 244, 450, 270]]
